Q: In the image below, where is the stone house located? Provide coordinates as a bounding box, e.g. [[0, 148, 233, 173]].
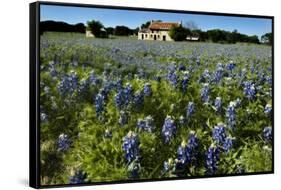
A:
[[138, 21, 181, 41]]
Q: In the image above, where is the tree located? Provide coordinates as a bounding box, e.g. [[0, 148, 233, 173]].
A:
[[261, 33, 272, 45], [169, 25, 189, 41], [105, 27, 114, 35], [87, 20, 104, 38], [114, 26, 131, 36], [185, 21, 199, 30]]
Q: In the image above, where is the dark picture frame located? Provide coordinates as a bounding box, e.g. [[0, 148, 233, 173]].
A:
[[30, 1, 274, 188]]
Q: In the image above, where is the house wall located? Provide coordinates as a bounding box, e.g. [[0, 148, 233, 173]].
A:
[[86, 30, 94, 38], [138, 30, 173, 41]]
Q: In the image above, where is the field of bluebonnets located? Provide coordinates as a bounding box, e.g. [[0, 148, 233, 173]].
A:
[[40, 32, 272, 185]]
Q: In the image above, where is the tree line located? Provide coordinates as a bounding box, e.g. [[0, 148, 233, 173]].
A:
[[169, 26, 263, 44], [40, 20, 272, 45]]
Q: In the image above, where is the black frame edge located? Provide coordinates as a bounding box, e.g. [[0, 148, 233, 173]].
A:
[[30, 2, 40, 189], [31, 1, 274, 189]]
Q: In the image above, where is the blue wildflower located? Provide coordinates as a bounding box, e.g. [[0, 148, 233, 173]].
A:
[[57, 133, 71, 151], [143, 82, 152, 96], [95, 93, 105, 118], [226, 60, 235, 71], [186, 102, 195, 118], [201, 83, 210, 103], [214, 97, 222, 112], [205, 145, 220, 174], [122, 131, 140, 163], [124, 83, 133, 105], [69, 171, 87, 184], [223, 137, 234, 152], [243, 81, 256, 100], [212, 123, 226, 144], [264, 104, 272, 115], [161, 116, 177, 143], [263, 126, 272, 142], [226, 101, 236, 128], [40, 112, 48, 123], [181, 71, 190, 93], [115, 90, 124, 109]]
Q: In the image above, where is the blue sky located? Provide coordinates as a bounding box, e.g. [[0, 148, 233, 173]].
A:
[[41, 5, 271, 38]]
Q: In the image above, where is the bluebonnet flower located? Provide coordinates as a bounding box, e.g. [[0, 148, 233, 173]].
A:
[[119, 111, 128, 126], [212, 123, 226, 144], [68, 71, 79, 91], [243, 81, 256, 100], [226, 60, 235, 71], [263, 126, 272, 142], [264, 104, 272, 115], [205, 145, 220, 174], [214, 97, 222, 112], [115, 90, 124, 109], [175, 131, 199, 170], [57, 133, 71, 151], [186, 102, 195, 118], [187, 131, 199, 153], [57, 75, 71, 96], [181, 71, 190, 93], [161, 116, 177, 143], [167, 71, 178, 88], [223, 137, 234, 152], [40, 112, 48, 123], [178, 64, 186, 71], [122, 131, 140, 163], [201, 83, 210, 103], [129, 161, 141, 179], [266, 75, 272, 85], [95, 93, 105, 118], [143, 82, 152, 96], [213, 64, 224, 84], [133, 90, 144, 109], [226, 101, 236, 128], [136, 115, 155, 132], [203, 69, 211, 79], [57, 72, 79, 96], [115, 78, 123, 91], [137, 119, 146, 130], [69, 170, 87, 184], [124, 83, 133, 105]]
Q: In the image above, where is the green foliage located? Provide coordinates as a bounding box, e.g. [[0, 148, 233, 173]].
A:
[[39, 32, 272, 185], [169, 26, 190, 41]]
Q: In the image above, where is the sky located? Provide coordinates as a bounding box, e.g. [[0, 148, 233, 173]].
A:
[[41, 4, 272, 38]]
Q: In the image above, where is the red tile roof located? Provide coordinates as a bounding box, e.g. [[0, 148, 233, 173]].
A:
[[149, 22, 180, 30]]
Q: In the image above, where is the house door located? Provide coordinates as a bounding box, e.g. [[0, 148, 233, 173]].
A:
[[154, 35, 157, 40], [163, 35, 166, 41], [141, 34, 144, 40]]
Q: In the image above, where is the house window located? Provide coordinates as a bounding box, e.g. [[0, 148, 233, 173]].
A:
[[150, 34, 153, 38], [158, 35, 160, 38], [145, 34, 147, 38]]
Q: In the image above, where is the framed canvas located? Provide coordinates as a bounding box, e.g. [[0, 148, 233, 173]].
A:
[[30, 1, 274, 188]]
